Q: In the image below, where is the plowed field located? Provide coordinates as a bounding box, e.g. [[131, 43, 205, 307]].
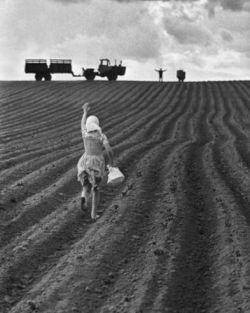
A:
[[1, 80, 250, 313]]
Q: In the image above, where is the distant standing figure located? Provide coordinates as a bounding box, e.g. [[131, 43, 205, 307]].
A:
[[77, 103, 114, 220], [155, 68, 167, 82]]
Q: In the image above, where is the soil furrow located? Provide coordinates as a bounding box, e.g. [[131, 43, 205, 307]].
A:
[[6, 139, 179, 313], [0, 146, 80, 186], [0, 81, 188, 312], [203, 143, 250, 313], [159, 82, 214, 312], [0, 104, 185, 288], [216, 83, 250, 169], [0, 81, 138, 127], [0, 128, 171, 313], [1, 81, 250, 313], [0, 152, 80, 206], [162, 144, 214, 313]]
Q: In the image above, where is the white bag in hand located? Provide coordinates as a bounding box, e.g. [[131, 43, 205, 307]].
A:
[[107, 166, 125, 185]]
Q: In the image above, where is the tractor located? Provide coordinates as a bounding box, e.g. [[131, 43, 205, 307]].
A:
[[82, 59, 126, 81], [25, 58, 126, 81]]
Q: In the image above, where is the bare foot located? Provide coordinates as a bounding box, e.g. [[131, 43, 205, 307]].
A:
[[91, 214, 100, 221]]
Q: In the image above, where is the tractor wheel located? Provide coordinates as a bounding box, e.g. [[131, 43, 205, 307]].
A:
[[44, 74, 52, 81], [107, 74, 117, 81], [85, 73, 96, 81], [35, 73, 43, 81]]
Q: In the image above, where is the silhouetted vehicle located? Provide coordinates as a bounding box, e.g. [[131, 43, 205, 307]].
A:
[[25, 58, 126, 81], [177, 70, 186, 82], [25, 59, 72, 81], [82, 59, 126, 81]]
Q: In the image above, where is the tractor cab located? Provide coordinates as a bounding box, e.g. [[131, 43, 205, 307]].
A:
[[98, 59, 111, 73], [99, 59, 111, 67]]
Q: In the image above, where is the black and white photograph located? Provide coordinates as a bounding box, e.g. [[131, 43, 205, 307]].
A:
[[1, 0, 250, 312]]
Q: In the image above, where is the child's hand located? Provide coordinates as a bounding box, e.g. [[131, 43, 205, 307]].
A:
[[83, 102, 90, 112]]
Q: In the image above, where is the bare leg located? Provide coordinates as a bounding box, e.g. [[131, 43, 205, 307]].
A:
[[91, 187, 100, 220], [81, 185, 91, 211]]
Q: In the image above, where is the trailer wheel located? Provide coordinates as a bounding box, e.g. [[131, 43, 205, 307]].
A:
[[107, 74, 117, 81], [44, 74, 52, 81], [35, 73, 43, 81]]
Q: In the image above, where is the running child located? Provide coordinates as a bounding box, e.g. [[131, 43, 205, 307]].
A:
[[77, 102, 113, 220]]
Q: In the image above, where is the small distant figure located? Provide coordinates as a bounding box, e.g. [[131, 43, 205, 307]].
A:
[[155, 68, 167, 82]]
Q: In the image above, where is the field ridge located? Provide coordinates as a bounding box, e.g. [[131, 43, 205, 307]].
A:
[[1, 80, 250, 313]]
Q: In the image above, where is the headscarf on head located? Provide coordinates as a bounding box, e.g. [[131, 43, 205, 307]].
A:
[[86, 115, 99, 126], [86, 115, 101, 133]]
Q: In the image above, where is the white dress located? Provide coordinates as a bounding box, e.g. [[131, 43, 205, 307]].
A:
[[77, 127, 109, 187]]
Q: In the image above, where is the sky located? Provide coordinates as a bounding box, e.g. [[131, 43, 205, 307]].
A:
[[0, 0, 250, 81]]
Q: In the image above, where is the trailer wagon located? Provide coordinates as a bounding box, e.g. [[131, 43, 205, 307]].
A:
[[25, 59, 73, 81]]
